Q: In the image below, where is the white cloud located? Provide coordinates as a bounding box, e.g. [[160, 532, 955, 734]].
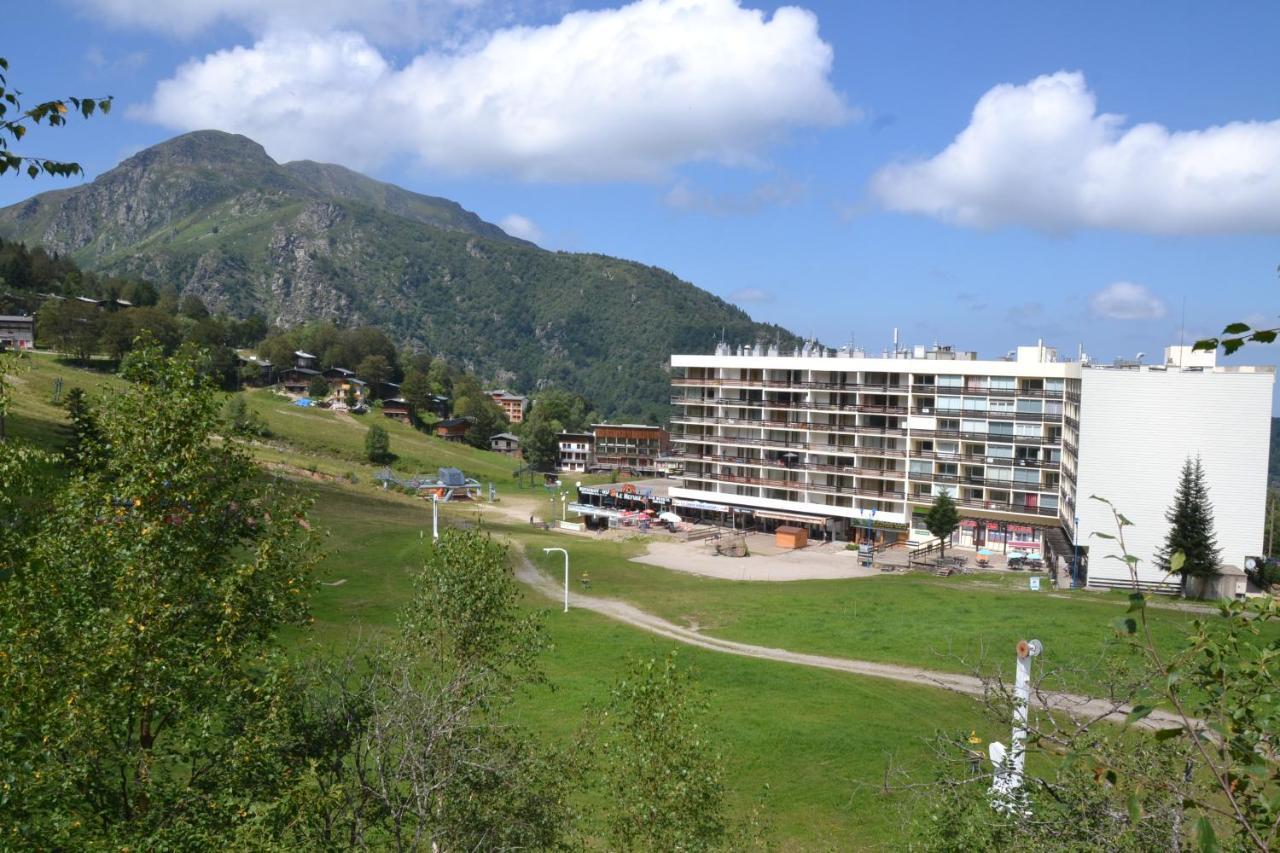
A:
[[1089, 282, 1168, 320], [663, 178, 807, 215], [871, 71, 1280, 235], [498, 213, 543, 242], [135, 0, 849, 181], [730, 286, 773, 303]]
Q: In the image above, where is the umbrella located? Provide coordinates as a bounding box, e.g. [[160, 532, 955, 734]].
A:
[[658, 511, 682, 524], [1007, 550, 1028, 559], [977, 548, 995, 556]]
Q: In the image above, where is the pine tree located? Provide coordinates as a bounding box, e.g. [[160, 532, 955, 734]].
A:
[[1156, 456, 1221, 594], [924, 491, 960, 559]]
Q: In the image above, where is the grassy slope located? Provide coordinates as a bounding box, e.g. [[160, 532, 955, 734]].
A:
[[292, 478, 989, 850]]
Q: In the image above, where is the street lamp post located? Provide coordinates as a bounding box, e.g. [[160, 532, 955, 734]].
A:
[[543, 547, 570, 612], [1072, 515, 1081, 589], [431, 494, 439, 541]]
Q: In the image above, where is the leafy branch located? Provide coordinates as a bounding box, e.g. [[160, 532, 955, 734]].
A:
[[1193, 266, 1279, 355], [0, 56, 112, 178]]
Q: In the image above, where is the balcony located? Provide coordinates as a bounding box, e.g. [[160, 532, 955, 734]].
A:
[[907, 494, 1061, 517], [681, 470, 906, 500], [669, 414, 907, 436], [670, 434, 909, 460], [684, 450, 907, 479], [671, 377, 906, 392], [672, 396, 908, 415]]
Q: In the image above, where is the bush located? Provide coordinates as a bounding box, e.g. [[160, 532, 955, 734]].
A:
[[365, 422, 391, 463], [307, 376, 330, 400]]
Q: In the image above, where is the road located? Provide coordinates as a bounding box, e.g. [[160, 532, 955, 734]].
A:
[[515, 555, 1192, 730]]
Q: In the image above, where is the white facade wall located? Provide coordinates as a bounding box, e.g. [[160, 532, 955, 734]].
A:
[[1076, 367, 1273, 590]]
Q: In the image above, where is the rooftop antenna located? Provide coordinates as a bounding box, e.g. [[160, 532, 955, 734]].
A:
[[1177, 296, 1187, 367]]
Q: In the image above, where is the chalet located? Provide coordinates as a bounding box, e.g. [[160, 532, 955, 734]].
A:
[[279, 366, 321, 395], [435, 417, 472, 442], [488, 389, 529, 423], [323, 367, 366, 402], [294, 350, 319, 370], [556, 432, 594, 473], [0, 315, 35, 351], [378, 380, 401, 400], [381, 397, 415, 424], [423, 394, 451, 419], [235, 354, 273, 385], [489, 432, 521, 454]]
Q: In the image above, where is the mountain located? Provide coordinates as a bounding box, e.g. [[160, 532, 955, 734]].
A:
[[0, 130, 796, 421]]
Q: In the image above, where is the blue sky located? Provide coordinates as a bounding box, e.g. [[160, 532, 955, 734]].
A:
[[3, 1, 1278, 408]]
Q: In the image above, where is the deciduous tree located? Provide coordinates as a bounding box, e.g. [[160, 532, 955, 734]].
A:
[[0, 345, 317, 848]]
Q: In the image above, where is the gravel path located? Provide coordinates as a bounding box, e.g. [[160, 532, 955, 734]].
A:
[[515, 555, 1190, 730]]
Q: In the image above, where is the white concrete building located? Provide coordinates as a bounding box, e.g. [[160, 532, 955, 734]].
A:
[[1074, 347, 1273, 591], [669, 340, 1274, 591], [556, 432, 594, 473]]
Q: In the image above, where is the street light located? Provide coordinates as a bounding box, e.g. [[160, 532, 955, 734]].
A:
[[431, 494, 439, 541], [1072, 515, 1081, 589], [542, 547, 570, 612]]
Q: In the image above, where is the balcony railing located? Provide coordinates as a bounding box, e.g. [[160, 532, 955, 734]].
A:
[[672, 377, 907, 392], [908, 448, 1060, 469], [669, 434, 908, 458], [909, 384, 1065, 399], [910, 407, 1061, 422], [670, 415, 907, 435], [681, 451, 907, 479], [906, 494, 1061, 517], [680, 471, 907, 499], [671, 396, 908, 415], [909, 428, 1060, 446]]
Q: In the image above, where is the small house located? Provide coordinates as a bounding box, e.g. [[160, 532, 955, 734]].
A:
[[324, 367, 366, 402], [435, 417, 472, 442], [0, 315, 36, 350], [381, 397, 415, 424], [490, 432, 521, 454], [279, 366, 321, 395], [423, 394, 451, 419], [293, 350, 319, 370]]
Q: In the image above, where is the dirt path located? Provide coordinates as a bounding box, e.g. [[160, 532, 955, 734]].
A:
[[515, 555, 1190, 730]]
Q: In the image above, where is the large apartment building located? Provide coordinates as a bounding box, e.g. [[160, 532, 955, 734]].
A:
[[669, 341, 1273, 591]]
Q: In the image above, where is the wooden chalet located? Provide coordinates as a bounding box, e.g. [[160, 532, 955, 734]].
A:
[[381, 397, 415, 424], [435, 417, 472, 442]]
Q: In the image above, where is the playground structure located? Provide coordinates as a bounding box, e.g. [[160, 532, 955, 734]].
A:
[[376, 466, 484, 501]]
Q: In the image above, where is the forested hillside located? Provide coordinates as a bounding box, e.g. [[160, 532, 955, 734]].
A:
[[0, 130, 797, 421]]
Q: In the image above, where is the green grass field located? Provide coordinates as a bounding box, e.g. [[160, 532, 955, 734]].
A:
[[289, 477, 991, 849], [501, 528, 1262, 695]]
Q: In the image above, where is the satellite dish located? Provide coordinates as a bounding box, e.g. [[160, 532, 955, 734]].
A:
[[1027, 639, 1043, 657], [1245, 557, 1258, 570]]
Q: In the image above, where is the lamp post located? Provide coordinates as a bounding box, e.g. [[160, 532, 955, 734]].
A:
[[431, 494, 439, 541], [561, 491, 568, 521], [543, 547, 570, 612], [1072, 515, 1081, 589]]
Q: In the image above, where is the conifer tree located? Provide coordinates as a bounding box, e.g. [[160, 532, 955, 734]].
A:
[[1156, 455, 1221, 594]]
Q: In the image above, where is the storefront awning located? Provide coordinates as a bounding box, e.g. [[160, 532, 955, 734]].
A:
[[672, 499, 739, 513], [753, 509, 831, 525]]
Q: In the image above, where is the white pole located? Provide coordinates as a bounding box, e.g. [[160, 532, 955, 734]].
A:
[[543, 547, 569, 612], [989, 639, 1040, 811], [432, 495, 439, 541]]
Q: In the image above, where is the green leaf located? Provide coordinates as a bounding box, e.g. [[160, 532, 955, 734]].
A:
[[1193, 816, 1217, 852], [1126, 593, 1146, 613], [1222, 338, 1245, 355], [1125, 705, 1154, 724], [1171, 551, 1186, 573], [1126, 790, 1142, 823], [1153, 726, 1184, 741], [1116, 512, 1133, 526], [1192, 338, 1218, 352], [1251, 329, 1277, 344], [1088, 494, 1112, 506], [1092, 531, 1115, 540], [1222, 322, 1251, 334]]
